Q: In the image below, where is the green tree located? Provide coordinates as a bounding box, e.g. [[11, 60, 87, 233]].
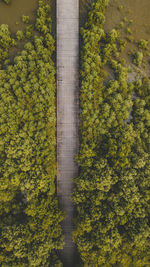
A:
[[73, 0, 150, 266], [0, 0, 64, 265]]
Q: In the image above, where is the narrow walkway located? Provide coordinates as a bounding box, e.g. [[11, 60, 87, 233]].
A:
[[56, 0, 79, 266]]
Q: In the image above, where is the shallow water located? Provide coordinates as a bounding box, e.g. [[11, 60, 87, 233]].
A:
[[0, 0, 56, 62], [80, 0, 95, 26], [105, 0, 150, 75], [48, 0, 56, 36], [104, 0, 150, 41], [0, 0, 56, 34], [0, 0, 37, 33], [80, 0, 150, 39], [80, 0, 150, 76], [1, 0, 149, 45]]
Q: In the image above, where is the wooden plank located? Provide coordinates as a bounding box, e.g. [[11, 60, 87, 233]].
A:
[[56, 0, 79, 265]]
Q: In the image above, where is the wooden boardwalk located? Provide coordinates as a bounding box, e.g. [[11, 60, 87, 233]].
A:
[[56, 0, 79, 266]]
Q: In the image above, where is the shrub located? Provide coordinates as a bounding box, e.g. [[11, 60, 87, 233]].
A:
[[2, 0, 11, 4], [16, 30, 24, 41], [22, 15, 30, 24], [133, 51, 143, 66], [138, 39, 148, 50]]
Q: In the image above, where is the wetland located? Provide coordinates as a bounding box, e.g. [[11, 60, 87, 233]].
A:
[[0, 1, 149, 266]]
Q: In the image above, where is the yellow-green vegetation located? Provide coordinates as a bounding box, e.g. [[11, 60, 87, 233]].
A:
[[0, 0, 64, 266], [16, 30, 24, 41], [138, 39, 148, 50], [22, 15, 30, 24], [132, 51, 143, 66], [72, 0, 150, 266], [1, 0, 10, 4], [0, 24, 16, 65]]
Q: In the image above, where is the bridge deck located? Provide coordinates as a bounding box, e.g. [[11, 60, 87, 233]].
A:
[[57, 0, 79, 265]]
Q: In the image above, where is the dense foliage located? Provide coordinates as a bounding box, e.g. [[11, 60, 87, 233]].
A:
[[72, 0, 150, 266], [0, 1, 64, 266]]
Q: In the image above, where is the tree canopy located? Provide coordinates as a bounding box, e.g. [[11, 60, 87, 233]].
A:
[[0, 1, 64, 266], [72, 0, 150, 266]]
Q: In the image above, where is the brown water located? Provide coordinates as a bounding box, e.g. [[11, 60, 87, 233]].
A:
[[104, 0, 150, 41], [0, 0, 56, 34], [50, 0, 56, 36], [80, 0, 150, 40], [80, 0, 150, 35], [80, 0, 150, 76], [0, 0, 37, 33], [0, 0, 56, 63], [80, 0, 95, 26], [104, 0, 150, 76]]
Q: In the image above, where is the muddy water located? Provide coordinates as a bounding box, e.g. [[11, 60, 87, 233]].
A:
[[0, 0, 37, 33], [0, 0, 55, 34], [0, 0, 56, 62], [80, 0, 150, 76], [104, 0, 150, 41], [104, 0, 150, 76], [49, 0, 56, 36], [80, 0, 150, 39], [80, 0, 150, 38], [80, 0, 95, 26]]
